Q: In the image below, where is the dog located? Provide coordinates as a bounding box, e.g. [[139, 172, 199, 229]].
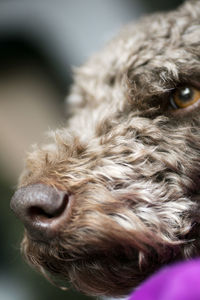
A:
[[11, 0, 200, 297]]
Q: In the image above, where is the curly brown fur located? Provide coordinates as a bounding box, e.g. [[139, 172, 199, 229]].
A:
[[16, 0, 200, 297]]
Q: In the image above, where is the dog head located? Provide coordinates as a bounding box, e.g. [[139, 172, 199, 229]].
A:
[[11, 1, 200, 297]]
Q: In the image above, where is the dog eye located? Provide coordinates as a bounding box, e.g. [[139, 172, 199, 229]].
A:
[[170, 85, 200, 110]]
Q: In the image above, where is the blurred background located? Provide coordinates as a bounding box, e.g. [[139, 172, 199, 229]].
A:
[[0, 0, 183, 299]]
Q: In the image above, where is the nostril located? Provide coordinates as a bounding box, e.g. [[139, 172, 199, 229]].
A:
[[28, 206, 54, 220], [28, 194, 68, 221]]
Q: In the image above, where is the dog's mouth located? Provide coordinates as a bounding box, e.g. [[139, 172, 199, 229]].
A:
[[20, 216, 167, 297], [18, 183, 198, 297]]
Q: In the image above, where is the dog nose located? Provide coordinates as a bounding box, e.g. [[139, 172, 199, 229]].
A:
[[10, 183, 69, 241]]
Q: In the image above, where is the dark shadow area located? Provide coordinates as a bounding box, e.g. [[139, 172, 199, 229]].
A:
[[0, 33, 70, 96]]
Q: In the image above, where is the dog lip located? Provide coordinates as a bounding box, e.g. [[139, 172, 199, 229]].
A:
[[25, 193, 75, 242]]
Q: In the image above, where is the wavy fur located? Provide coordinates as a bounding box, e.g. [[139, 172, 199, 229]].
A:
[[18, 1, 200, 297]]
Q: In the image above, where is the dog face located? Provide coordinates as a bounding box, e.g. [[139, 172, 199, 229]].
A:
[[11, 1, 200, 297]]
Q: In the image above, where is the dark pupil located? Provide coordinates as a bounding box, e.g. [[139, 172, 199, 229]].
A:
[[178, 87, 193, 102]]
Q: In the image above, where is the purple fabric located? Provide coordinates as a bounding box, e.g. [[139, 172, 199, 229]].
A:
[[129, 259, 200, 300]]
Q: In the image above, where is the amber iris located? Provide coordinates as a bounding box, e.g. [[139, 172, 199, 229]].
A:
[[170, 86, 200, 109]]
